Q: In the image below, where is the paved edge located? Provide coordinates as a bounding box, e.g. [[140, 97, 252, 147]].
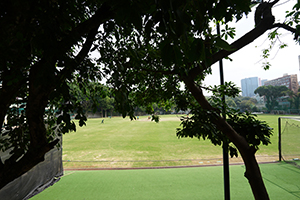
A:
[[64, 161, 279, 171]]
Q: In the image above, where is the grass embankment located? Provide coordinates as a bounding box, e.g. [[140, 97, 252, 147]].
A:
[[62, 114, 284, 169]]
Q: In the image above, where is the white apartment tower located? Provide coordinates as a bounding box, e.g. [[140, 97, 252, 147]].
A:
[[241, 77, 260, 97]]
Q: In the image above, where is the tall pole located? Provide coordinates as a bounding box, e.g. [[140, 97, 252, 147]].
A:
[[217, 23, 230, 200], [278, 117, 282, 161]]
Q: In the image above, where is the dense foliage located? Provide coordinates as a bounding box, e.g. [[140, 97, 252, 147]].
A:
[[177, 85, 273, 158], [255, 85, 290, 111], [1, 0, 300, 199], [0, 0, 114, 189]]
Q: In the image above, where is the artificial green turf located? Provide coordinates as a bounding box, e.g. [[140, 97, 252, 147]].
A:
[[32, 114, 300, 199], [259, 162, 300, 199], [31, 162, 300, 200]]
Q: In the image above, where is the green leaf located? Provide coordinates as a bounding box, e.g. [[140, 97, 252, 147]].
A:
[[161, 42, 173, 67], [214, 37, 233, 51], [151, 115, 160, 123], [187, 39, 204, 62]]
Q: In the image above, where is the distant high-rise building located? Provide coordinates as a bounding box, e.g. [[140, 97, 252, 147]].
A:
[[264, 74, 299, 93], [261, 79, 268, 86], [298, 55, 300, 71], [241, 77, 260, 97]]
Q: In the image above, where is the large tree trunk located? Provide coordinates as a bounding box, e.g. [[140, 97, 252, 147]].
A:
[[183, 78, 270, 200], [180, 3, 286, 199], [0, 59, 58, 190], [0, 3, 114, 190], [0, 94, 59, 190]]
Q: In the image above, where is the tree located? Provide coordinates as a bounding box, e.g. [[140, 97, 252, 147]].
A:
[[239, 99, 255, 112], [1, 1, 300, 200], [225, 98, 237, 108], [238, 97, 257, 112], [99, 96, 115, 117], [69, 81, 115, 117], [0, 0, 180, 189], [254, 85, 290, 112], [292, 92, 300, 110], [0, 0, 115, 190], [226, 96, 262, 112], [97, 1, 300, 199], [287, 88, 300, 110], [68, 80, 108, 114]]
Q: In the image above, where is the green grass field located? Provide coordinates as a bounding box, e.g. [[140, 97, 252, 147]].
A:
[[31, 162, 300, 200], [279, 117, 300, 161], [31, 114, 300, 200], [62, 114, 286, 169]]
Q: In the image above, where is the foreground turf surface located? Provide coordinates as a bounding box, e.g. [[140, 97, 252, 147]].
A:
[[62, 114, 284, 169], [31, 162, 300, 200], [32, 114, 300, 199]]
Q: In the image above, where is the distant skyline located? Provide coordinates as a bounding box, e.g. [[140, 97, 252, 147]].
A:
[[241, 77, 260, 97], [203, 0, 300, 96]]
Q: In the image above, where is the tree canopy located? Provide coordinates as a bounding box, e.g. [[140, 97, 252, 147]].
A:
[[1, 0, 300, 199], [254, 85, 290, 111], [0, 0, 114, 189]]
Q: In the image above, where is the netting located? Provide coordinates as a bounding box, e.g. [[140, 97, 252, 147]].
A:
[[0, 135, 63, 200], [278, 117, 300, 167]]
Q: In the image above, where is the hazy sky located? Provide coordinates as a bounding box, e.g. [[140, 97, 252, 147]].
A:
[[203, 0, 300, 95]]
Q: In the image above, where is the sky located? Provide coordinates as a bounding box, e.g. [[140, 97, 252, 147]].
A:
[[203, 0, 300, 95], [93, 0, 300, 95]]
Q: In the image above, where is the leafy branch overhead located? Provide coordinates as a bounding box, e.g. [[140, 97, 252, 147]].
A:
[[97, 1, 299, 199], [1, 1, 300, 199], [177, 83, 273, 158]]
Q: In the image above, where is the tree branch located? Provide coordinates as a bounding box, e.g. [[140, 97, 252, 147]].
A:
[[0, 157, 3, 170], [0, 2, 115, 191], [57, 3, 114, 82], [182, 77, 270, 199], [61, 3, 114, 53], [182, 77, 250, 150], [188, 1, 278, 81], [137, 68, 176, 76], [58, 28, 100, 81], [27, 59, 55, 148], [25, 3, 115, 149], [272, 23, 296, 33]]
